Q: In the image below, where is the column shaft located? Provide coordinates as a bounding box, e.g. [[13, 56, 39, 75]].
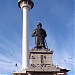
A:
[[22, 6, 29, 69]]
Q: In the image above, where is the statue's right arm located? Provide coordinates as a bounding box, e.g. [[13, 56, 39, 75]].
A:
[[32, 29, 36, 37]]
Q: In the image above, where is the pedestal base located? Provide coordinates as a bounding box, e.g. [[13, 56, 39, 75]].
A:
[[12, 48, 69, 75]]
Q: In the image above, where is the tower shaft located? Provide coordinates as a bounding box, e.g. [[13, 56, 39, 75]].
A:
[[22, 5, 29, 69]]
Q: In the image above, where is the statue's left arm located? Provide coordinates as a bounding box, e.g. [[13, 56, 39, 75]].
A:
[[42, 29, 47, 37]]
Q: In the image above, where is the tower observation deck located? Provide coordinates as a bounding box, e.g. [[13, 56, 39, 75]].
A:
[[18, 0, 34, 9]]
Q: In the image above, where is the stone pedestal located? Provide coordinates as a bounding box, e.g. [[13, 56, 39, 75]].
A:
[[12, 48, 69, 75], [29, 48, 53, 65]]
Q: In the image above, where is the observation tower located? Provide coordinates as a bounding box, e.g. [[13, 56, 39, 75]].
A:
[[18, 0, 34, 70]]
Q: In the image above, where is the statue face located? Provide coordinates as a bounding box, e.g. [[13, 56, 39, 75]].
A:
[[37, 25, 42, 29]]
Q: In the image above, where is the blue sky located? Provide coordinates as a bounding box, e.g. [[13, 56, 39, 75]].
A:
[[0, 0, 74, 75]]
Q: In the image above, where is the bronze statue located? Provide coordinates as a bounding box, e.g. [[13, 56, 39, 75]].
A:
[[32, 22, 47, 48]]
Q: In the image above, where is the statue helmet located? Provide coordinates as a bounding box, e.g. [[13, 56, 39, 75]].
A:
[[37, 22, 42, 28]]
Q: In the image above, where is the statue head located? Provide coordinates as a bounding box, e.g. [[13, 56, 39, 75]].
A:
[[37, 22, 42, 29]]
